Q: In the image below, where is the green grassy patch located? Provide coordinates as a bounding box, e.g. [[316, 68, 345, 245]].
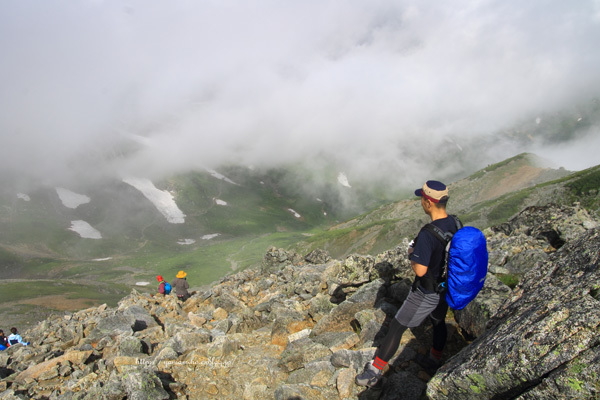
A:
[[486, 190, 532, 225], [0, 280, 126, 304], [116, 231, 310, 289], [458, 211, 482, 226], [496, 273, 521, 289], [566, 166, 600, 209], [0, 279, 128, 332], [299, 220, 395, 250]]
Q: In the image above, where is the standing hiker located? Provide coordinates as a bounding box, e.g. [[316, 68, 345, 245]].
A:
[[356, 180, 459, 388], [172, 270, 190, 301]]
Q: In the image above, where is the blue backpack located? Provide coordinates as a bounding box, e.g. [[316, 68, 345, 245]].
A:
[[164, 282, 172, 295], [424, 216, 488, 310]]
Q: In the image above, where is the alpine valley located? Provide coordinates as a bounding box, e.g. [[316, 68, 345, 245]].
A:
[[0, 152, 599, 399]]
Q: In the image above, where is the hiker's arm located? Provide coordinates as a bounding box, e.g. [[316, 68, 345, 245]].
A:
[[411, 260, 428, 277]]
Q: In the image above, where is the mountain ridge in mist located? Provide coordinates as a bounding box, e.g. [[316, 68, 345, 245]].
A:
[[292, 152, 583, 258], [1, 152, 593, 331]]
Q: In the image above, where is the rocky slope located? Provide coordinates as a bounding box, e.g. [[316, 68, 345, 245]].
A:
[[0, 203, 598, 399]]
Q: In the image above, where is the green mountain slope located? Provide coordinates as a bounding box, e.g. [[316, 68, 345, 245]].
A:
[[0, 165, 392, 329], [292, 153, 588, 258]]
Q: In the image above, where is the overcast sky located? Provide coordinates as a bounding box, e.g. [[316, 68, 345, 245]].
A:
[[1, 0, 599, 189]]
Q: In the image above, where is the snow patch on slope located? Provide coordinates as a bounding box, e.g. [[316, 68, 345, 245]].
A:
[[56, 188, 91, 209], [337, 173, 351, 188], [206, 169, 239, 185], [17, 193, 30, 201], [288, 209, 302, 218], [69, 220, 102, 239], [123, 177, 185, 223]]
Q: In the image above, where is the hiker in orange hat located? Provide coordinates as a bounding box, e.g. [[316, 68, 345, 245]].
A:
[[172, 270, 190, 301]]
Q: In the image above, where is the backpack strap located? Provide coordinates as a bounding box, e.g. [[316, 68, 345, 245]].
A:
[[421, 215, 463, 286], [423, 214, 462, 243], [451, 214, 463, 230], [423, 223, 453, 245]]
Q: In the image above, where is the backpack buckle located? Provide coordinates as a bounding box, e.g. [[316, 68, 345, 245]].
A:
[[435, 281, 447, 294]]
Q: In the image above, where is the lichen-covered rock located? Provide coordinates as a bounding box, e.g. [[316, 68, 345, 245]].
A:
[[120, 368, 170, 399], [354, 308, 387, 347], [274, 383, 333, 400], [304, 248, 332, 265], [427, 229, 600, 399], [453, 273, 511, 338], [262, 247, 303, 272], [310, 279, 386, 337], [278, 337, 331, 372], [87, 313, 133, 342], [286, 360, 335, 385]]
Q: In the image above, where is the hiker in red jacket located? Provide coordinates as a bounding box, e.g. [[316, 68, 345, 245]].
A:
[[157, 275, 166, 294]]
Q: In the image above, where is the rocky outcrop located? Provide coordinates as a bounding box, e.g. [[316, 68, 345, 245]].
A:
[[448, 204, 598, 341], [0, 203, 597, 399], [427, 228, 600, 399]]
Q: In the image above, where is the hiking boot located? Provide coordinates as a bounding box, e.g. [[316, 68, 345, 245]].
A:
[[355, 362, 383, 388], [414, 353, 442, 375]]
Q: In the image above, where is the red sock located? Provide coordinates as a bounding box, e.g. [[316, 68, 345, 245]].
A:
[[373, 356, 388, 370], [430, 348, 443, 360]]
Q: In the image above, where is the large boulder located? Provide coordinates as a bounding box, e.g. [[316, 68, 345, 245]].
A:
[[427, 229, 600, 399], [310, 279, 386, 337], [262, 247, 303, 272], [304, 249, 332, 265]]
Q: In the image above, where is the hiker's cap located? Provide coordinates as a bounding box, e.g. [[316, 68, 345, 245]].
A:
[[415, 180, 449, 203], [176, 270, 187, 278], [156, 275, 164, 282]]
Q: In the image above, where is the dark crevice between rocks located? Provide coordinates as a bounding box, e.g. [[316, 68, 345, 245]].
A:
[[156, 371, 182, 399], [536, 230, 566, 250], [490, 348, 596, 400], [492, 223, 513, 236], [85, 351, 102, 365], [0, 367, 14, 380], [152, 314, 166, 331], [490, 370, 553, 400], [590, 286, 600, 301], [131, 319, 148, 332], [329, 283, 363, 304], [350, 318, 361, 336]]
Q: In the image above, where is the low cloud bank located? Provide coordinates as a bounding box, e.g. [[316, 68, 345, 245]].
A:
[[1, 1, 599, 191]]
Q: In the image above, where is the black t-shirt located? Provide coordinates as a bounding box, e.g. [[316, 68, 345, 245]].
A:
[[409, 215, 459, 289]]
